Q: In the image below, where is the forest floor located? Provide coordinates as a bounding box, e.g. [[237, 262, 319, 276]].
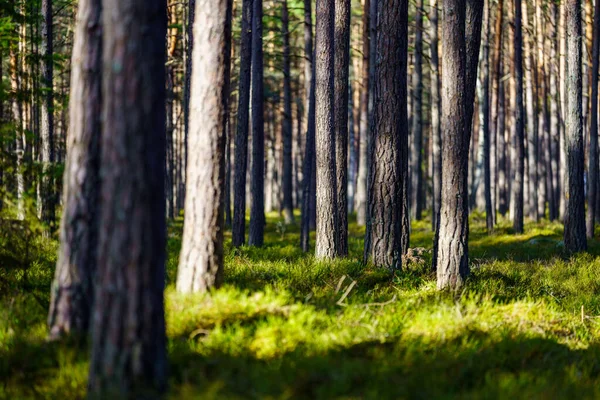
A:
[[2, 212, 600, 399]]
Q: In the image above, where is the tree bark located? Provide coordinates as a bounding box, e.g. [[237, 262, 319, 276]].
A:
[[512, 0, 525, 233], [587, 0, 600, 238], [365, 0, 408, 268], [411, 0, 424, 221], [430, 0, 442, 231], [334, 0, 351, 256], [48, 0, 102, 339], [88, 0, 168, 396], [315, 0, 338, 258], [248, 0, 265, 247], [282, 0, 294, 224], [177, 0, 231, 293], [482, 0, 493, 232], [490, 0, 504, 224], [564, 0, 588, 252]]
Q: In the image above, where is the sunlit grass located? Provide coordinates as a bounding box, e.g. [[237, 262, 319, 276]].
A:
[[2, 212, 600, 398]]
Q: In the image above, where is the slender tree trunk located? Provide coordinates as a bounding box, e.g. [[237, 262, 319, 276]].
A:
[[365, 0, 408, 268], [315, 0, 338, 259], [564, 0, 588, 252], [482, 0, 493, 232], [177, 0, 231, 293], [512, 0, 525, 233], [88, 0, 168, 395], [232, 0, 253, 247], [430, 0, 442, 231], [10, 44, 24, 220], [281, 0, 294, 224], [435, 0, 483, 290], [40, 0, 55, 227], [249, 0, 265, 246], [587, 0, 600, 237], [48, 0, 102, 340], [411, 0, 424, 221], [334, 0, 351, 256], [490, 0, 504, 224], [548, 0, 560, 221], [559, 0, 567, 219], [301, 0, 315, 252]]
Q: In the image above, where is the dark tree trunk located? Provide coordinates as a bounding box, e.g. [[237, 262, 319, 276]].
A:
[[177, 0, 231, 293], [248, 0, 265, 247], [587, 0, 600, 238], [315, 0, 338, 259], [430, 0, 442, 231], [232, 0, 253, 247], [88, 0, 168, 396], [48, 0, 102, 340], [40, 0, 55, 227], [482, 0, 493, 232], [435, 0, 483, 290], [365, 0, 408, 268], [512, 0, 525, 233], [411, 0, 424, 221], [301, 0, 315, 252], [355, 0, 370, 226], [334, 0, 351, 256], [564, 0, 587, 252], [282, 0, 294, 224], [490, 0, 504, 224], [183, 0, 196, 213]]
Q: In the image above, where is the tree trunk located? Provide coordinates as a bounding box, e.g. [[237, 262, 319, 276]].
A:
[[365, 0, 408, 268], [40, 0, 55, 227], [512, 0, 525, 233], [490, 0, 504, 224], [334, 0, 351, 256], [88, 0, 168, 395], [411, 0, 424, 221], [281, 0, 294, 224], [248, 0, 265, 247], [315, 0, 338, 259], [435, 0, 483, 290], [10, 39, 25, 220], [587, 0, 600, 237], [482, 0, 493, 232], [232, 0, 253, 247], [430, 0, 442, 231], [301, 0, 315, 252], [177, 0, 231, 293], [48, 0, 102, 340], [564, 0, 587, 252]]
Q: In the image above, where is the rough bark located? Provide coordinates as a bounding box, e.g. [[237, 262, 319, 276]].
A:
[[334, 0, 351, 256], [512, 0, 525, 233], [430, 0, 442, 231], [365, 0, 408, 268], [411, 0, 424, 221], [282, 0, 295, 224], [248, 0, 265, 247], [88, 0, 168, 396], [482, 0, 493, 232], [587, 0, 600, 238], [177, 0, 230, 293], [564, 0, 587, 252], [232, 0, 253, 247], [314, 0, 338, 259], [48, 0, 102, 339]]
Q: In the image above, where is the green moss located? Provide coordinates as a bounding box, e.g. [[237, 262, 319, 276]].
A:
[[2, 213, 600, 399]]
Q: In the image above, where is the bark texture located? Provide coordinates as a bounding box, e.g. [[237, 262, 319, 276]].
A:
[[314, 0, 339, 259], [281, 0, 295, 224], [411, 0, 424, 221], [88, 0, 168, 396], [48, 0, 102, 339], [177, 0, 230, 293], [513, 0, 525, 233], [564, 0, 587, 252], [430, 0, 442, 231], [334, 0, 351, 256], [587, 0, 600, 238]]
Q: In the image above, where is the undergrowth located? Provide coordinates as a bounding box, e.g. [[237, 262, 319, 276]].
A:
[[1, 212, 600, 399]]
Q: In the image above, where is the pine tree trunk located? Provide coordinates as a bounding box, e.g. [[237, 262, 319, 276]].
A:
[[482, 0, 493, 232], [88, 0, 168, 395], [334, 0, 351, 256], [411, 0, 424, 221], [40, 0, 55, 227], [512, 0, 525, 233], [586, 0, 600, 238], [430, 0, 442, 231], [248, 0, 265, 247], [10, 39, 25, 220], [232, 0, 253, 246], [564, 0, 588, 252], [282, 0, 294, 224], [48, 0, 102, 339], [365, 0, 407, 268], [315, 0, 338, 259], [177, 0, 231, 293]]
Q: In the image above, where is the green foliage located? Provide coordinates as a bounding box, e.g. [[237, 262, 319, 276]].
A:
[[2, 213, 600, 399]]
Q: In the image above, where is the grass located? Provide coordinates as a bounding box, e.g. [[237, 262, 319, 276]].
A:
[[2, 212, 600, 399]]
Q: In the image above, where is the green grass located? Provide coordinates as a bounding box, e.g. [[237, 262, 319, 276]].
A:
[[2, 212, 600, 399]]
